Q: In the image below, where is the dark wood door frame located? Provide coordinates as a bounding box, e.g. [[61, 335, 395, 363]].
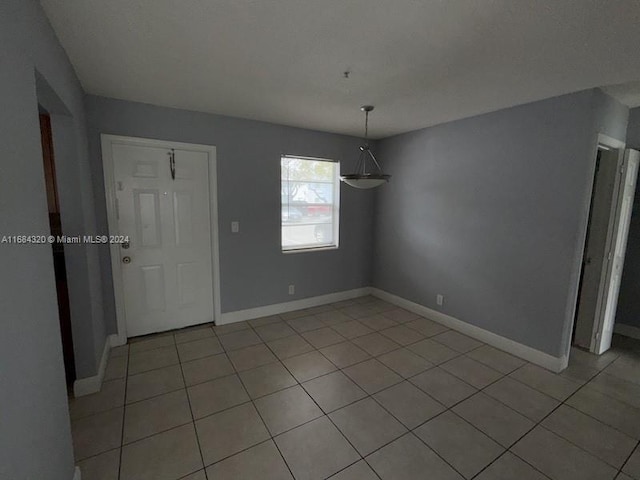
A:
[[39, 113, 76, 387]]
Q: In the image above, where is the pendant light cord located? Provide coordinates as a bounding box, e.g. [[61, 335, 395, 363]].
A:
[[364, 110, 369, 146]]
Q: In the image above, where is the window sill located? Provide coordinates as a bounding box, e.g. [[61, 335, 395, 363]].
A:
[[282, 245, 339, 255]]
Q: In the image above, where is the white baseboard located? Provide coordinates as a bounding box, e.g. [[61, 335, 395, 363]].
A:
[[73, 466, 81, 480], [370, 288, 568, 373], [614, 323, 640, 340], [109, 332, 127, 347], [219, 288, 372, 325], [73, 333, 118, 397]]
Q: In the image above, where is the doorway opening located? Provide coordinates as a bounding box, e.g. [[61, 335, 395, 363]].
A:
[[39, 111, 76, 388], [572, 136, 639, 355]]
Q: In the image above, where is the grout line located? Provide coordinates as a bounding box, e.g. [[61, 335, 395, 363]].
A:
[[617, 439, 639, 478], [74, 446, 120, 465], [327, 458, 383, 480], [470, 451, 553, 480], [176, 344, 210, 480], [68, 378, 127, 421], [534, 376, 640, 441], [117, 414, 193, 447], [116, 341, 131, 480], [125, 361, 181, 377]]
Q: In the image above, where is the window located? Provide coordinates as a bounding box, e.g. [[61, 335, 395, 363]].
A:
[[281, 155, 340, 251]]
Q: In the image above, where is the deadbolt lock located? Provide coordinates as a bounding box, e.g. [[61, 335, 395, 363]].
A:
[[122, 256, 131, 264]]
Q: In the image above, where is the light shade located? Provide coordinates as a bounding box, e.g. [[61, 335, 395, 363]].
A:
[[340, 174, 390, 189]]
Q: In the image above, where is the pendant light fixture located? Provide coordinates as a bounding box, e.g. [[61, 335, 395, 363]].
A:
[[340, 105, 391, 189]]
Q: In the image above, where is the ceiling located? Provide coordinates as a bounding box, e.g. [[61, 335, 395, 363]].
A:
[[41, 0, 640, 138]]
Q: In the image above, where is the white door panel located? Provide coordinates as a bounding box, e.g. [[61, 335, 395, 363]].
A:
[[134, 189, 162, 247], [112, 143, 214, 337], [596, 149, 639, 353], [573, 148, 620, 349], [141, 264, 166, 312]]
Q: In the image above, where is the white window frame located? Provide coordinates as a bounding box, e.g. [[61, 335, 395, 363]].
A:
[[281, 155, 340, 253]]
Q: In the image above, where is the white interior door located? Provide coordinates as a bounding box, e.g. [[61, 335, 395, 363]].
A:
[[595, 149, 639, 353], [573, 148, 621, 349], [112, 143, 214, 337]]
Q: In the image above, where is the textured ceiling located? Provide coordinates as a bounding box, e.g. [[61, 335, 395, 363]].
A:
[[41, 0, 640, 138]]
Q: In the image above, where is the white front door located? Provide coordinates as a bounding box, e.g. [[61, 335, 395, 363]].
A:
[[111, 142, 215, 337]]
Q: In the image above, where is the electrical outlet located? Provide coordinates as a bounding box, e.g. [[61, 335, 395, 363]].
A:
[[231, 221, 239, 233], [436, 294, 444, 306], [288, 285, 295, 295]]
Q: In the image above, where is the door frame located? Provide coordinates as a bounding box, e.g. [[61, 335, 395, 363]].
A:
[[571, 133, 626, 354], [101, 134, 222, 344], [40, 112, 77, 386]]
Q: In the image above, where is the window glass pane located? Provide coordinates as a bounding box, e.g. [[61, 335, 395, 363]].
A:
[[281, 156, 339, 251], [282, 223, 334, 249], [281, 158, 334, 182]]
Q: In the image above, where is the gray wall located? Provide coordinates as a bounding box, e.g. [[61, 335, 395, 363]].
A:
[[616, 107, 640, 329], [591, 88, 630, 141], [1, 3, 108, 383], [372, 89, 627, 358], [627, 108, 640, 147], [0, 0, 102, 478], [85, 96, 374, 334]]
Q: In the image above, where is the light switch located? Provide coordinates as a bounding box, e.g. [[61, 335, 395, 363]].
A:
[[231, 221, 239, 233]]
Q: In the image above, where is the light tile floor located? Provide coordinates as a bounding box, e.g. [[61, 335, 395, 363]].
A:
[[69, 296, 640, 480]]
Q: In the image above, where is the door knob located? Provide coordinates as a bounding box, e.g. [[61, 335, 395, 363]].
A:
[[122, 256, 131, 264]]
